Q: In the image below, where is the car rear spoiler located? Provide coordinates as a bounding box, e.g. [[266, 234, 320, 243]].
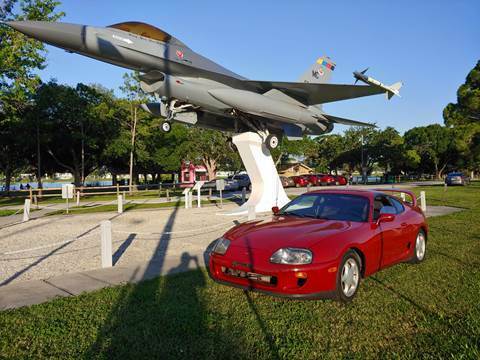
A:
[[373, 188, 417, 207]]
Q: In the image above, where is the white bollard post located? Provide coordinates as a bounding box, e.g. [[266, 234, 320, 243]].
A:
[[242, 187, 246, 204], [400, 192, 406, 201], [420, 191, 427, 212], [184, 190, 189, 209], [76, 191, 80, 206], [189, 191, 193, 208], [248, 205, 256, 221], [197, 188, 201, 208], [117, 194, 123, 214], [23, 199, 31, 222], [101, 220, 112, 268]]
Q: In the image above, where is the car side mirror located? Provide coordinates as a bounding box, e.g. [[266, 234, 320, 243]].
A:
[[272, 206, 280, 215], [377, 213, 395, 224]]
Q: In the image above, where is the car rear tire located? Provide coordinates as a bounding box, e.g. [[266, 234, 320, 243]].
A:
[[336, 250, 362, 303], [410, 229, 426, 264]]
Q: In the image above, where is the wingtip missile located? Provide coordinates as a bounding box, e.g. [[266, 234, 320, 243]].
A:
[[353, 68, 402, 100]]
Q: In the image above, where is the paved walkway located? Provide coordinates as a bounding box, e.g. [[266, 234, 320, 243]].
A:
[[0, 202, 463, 310]]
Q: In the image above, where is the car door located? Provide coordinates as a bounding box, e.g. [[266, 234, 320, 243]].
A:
[[373, 195, 406, 268], [387, 196, 416, 262]]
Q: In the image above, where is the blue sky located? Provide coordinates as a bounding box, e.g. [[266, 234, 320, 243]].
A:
[[37, 0, 479, 134]]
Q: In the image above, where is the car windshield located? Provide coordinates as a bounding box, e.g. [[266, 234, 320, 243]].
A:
[[278, 193, 369, 222]]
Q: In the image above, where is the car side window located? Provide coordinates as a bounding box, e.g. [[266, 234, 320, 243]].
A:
[[284, 195, 318, 217], [389, 196, 405, 214], [373, 195, 393, 220]]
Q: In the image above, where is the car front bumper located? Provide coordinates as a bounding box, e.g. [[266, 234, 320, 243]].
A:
[[208, 253, 338, 299]]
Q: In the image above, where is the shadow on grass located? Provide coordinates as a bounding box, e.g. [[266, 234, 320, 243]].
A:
[[85, 202, 246, 359]]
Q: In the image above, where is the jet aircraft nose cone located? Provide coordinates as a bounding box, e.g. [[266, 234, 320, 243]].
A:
[[6, 21, 86, 52]]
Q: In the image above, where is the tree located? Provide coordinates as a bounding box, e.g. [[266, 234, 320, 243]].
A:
[[0, 0, 63, 191], [183, 128, 237, 180], [404, 125, 455, 179], [30, 82, 123, 186], [119, 71, 152, 188], [443, 60, 480, 176]]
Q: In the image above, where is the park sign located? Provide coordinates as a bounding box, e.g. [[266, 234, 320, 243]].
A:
[[216, 179, 225, 191], [62, 184, 75, 199]]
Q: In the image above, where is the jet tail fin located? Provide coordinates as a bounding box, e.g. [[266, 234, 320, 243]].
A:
[[298, 56, 335, 111], [298, 56, 335, 84]]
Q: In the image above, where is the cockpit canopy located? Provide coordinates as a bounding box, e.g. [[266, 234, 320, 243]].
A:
[[108, 21, 188, 48]]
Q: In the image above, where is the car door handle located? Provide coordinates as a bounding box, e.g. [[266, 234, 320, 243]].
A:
[[401, 222, 408, 227]]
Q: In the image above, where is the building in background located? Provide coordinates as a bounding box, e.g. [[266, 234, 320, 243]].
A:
[[180, 161, 211, 184], [278, 163, 313, 177]]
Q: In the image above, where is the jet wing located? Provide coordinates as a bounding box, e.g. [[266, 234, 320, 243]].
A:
[[322, 114, 376, 127], [244, 81, 385, 105]]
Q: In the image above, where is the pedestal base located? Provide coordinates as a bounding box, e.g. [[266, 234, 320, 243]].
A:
[[219, 132, 290, 216]]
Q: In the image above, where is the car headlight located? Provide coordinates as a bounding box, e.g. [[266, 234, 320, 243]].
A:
[[270, 248, 312, 265], [213, 237, 230, 255]]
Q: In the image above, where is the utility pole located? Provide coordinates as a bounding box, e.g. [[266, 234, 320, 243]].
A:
[[36, 120, 43, 195], [128, 105, 138, 195], [361, 134, 365, 184]]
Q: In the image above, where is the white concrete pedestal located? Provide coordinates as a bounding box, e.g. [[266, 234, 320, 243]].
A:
[[220, 132, 290, 215]]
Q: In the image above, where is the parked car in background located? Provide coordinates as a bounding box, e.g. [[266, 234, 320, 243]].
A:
[[445, 172, 470, 186], [303, 174, 320, 186], [334, 175, 348, 186], [227, 173, 252, 191], [291, 176, 309, 187], [316, 174, 336, 186], [280, 176, 295, 188]]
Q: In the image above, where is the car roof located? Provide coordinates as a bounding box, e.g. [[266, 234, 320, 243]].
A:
[[305, 189, 387, 198]]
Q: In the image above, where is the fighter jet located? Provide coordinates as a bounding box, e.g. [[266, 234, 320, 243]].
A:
[[4, 20, 402, 150]]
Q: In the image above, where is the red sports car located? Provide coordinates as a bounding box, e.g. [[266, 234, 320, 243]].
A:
[[303, 174, 320, 186], [209, 189, 427, 302], [334, 175, 348, 186], [291, 175, 309, 187], [316, 174, 336, 186]]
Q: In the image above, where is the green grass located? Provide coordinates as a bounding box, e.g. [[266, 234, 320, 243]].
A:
[[46, 198, 237, 215], [0, 209, 19, 217], [0, 185, 479, 358], [0, 189, 192, 207]]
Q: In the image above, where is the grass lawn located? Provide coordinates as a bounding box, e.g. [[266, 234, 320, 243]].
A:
[[46, 198, 237, 215], [0, 209, 20, 217], [0, 185, 479, 358], [0, 189, 194, 207]]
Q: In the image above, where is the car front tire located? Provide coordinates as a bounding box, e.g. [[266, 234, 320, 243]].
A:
[[410, 229, 426, 264], [336, 250, 362, 303]]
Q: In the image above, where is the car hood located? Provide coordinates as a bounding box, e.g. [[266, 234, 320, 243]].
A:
[[225, 215, 363, 250]]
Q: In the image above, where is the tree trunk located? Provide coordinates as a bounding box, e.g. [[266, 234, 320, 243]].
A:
[[36, 123, 43, 192], [4, 165, 12, 193], [112, 172, 118, 186], [203, 157, 217, 181], [128, 105, 137, 194]]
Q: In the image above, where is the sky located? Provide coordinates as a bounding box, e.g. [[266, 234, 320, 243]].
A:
[[36, 0, 479, 134]]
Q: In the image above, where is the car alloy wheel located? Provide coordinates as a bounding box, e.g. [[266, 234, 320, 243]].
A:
[[341, 258, 360, 297], [336, 250, 362, 302], [413, 230, 426, 263]]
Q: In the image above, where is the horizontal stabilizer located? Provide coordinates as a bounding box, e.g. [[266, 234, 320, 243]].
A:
[[245, 80, 385, 106], [323, 114, 376, 128]]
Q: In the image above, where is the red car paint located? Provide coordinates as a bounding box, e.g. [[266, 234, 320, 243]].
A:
[[209, 189, 428, 299], [316, 174, 336, 186], [291, 176, 309, 187], [334, 175, 348, 185], [303, 174, 320, 186]]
